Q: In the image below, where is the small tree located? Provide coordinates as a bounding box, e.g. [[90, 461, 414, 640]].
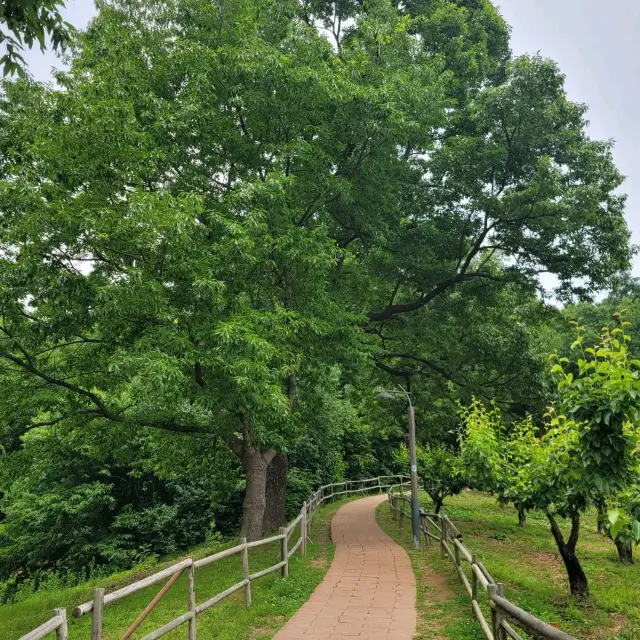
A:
[[396, 443, 465, 513], [553, 317, 640, 566], [461, 318, 640, 597], [460, 400, 591, 596], [458, 402, 540, 527]]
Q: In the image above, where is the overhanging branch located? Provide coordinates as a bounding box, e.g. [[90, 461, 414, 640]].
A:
[[0, 349, 212, 435]]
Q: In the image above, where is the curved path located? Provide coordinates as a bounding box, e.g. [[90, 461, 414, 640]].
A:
[[274, 494, 416, 640]]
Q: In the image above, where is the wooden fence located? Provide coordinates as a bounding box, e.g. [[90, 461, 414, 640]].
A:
[[387, 489, 577, 640], [17, 609, 68, 640], [19, 474, 409, 640]]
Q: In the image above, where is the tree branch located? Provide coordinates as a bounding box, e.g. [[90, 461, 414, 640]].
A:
[[568, 511, 580, 552], [367, 214, 499, 322], [379, 353, 464, 387], [27, 409, 104, 429], [0, 349, 211, 434], [546, 510, 567, 555], [375, 359, 412, 386]]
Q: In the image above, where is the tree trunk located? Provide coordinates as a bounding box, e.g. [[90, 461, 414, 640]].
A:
[[262, 453, 288, 534], [240, 447, 271, 541], [562, 549, 589, 597], [517, 506, 527, 528], [614, 538, 634, 565], [546, 510, 589, 597], [595, 495, 607, 535], [230, 417, 276, 542], [433, 495, 444, 514]]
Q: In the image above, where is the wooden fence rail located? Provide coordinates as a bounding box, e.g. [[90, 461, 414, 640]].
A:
[[387, 489, 577, 640], [19, 474, 408, 640], [18, 610, 68, 640]]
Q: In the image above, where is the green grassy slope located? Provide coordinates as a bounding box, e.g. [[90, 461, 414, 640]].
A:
[[376, 491, 640, 640], [1, 499, 344, 639]]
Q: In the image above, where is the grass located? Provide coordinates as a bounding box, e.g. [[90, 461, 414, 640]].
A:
[[0, 498, 345, 639], [8, 490, 639, 639], [376, 491, 640, 639]]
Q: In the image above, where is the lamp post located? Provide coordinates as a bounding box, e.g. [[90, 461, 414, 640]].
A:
[[377, 387, 421, 549]]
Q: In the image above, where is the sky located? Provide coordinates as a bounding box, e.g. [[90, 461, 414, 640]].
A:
[[19, 0, 640, 276], [497, 0, 640, 276]]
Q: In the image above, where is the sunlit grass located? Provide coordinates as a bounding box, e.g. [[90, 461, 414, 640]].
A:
[[377, 491, 640, 639]]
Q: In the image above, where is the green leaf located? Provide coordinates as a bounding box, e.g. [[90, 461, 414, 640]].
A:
[[632, 520, 640, 543], [610, 517, 625, 541]]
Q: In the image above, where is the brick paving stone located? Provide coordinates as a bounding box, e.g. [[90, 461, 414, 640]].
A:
[[273, 495, 416, 640]]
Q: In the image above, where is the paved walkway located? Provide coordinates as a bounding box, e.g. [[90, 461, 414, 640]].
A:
[[274, 494, 417, 640]]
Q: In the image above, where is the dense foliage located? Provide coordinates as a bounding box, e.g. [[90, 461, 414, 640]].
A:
[[459, 402, 541, 527], [0, 0, 633, 600], [460, 321, 640, 596]]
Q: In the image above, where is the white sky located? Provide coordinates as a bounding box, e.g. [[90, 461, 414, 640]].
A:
[[498, 0, 640, 276], [19, 0, 640, 277]]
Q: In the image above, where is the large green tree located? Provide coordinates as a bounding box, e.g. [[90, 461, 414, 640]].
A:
[[0, 0, 631, 545]]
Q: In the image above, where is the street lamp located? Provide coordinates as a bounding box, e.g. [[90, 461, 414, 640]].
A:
[[377, 386, 421, 549]]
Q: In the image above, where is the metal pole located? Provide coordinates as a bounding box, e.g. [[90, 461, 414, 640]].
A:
[[407, 403, 421, 550], [376, 387, 420, 549]]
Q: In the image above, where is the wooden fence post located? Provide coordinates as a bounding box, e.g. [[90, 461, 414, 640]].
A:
[[440, 512, 446, 559], [454, 538, 460, 567], [301, 502, 307, 557], [471, 555, 478, 603], [488, 584, 499, 639], [422, 514, 431, 546], [188, 559, 196, 640], [55, 608, 68, 640], [496, 583, 507, 640], [279, 527, 289, 577], [311, 493, 318, 527], [91, 588, 105, 640], [242, 538, 251, 609]]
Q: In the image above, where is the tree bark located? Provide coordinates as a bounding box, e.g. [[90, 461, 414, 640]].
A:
[[614, 538, 634, 565], [262, 453, 288, 534], [518, 505, 527, 528], [432, 495, 444, 514], [561, 548, 589, 597], [595, 495, 607, 535], [239, 446, 273, 541], [230, 417, 276, 542], [546, 511, 589, 597]]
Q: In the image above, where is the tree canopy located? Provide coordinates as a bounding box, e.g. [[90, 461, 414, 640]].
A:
[[0, 0, 633, 595]]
